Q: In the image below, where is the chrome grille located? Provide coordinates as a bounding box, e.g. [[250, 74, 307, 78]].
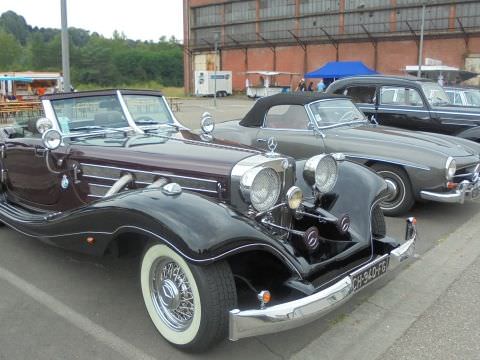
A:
[[80, 163, 221, 198]]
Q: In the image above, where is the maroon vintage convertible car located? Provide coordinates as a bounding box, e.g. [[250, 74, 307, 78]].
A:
[[0, 89, 416, 351]]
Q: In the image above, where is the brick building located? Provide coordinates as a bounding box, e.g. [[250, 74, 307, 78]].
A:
[[183, 0, 480, 93]]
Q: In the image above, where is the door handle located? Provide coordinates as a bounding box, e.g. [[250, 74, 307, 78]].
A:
[[256, 138, 267, 143]]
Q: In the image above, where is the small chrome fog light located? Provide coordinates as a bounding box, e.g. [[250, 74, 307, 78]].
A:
[[286, 186, 303, 210], [200, 112, 215, 134]]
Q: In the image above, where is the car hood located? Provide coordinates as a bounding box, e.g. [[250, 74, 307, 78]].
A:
[[69, 129, 261, 179], [326, 125, 475, 157]]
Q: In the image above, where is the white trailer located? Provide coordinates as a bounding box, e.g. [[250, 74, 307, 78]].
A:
[[194, 71, 232, 97]]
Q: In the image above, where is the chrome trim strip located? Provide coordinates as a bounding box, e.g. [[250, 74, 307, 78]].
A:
[[433, 110, 480, 117], [116, 90, 144, 135], [41, 99, 61, 132], [149, 133, 261, 154], [82, 174, 118, 182], [420, 179, 480, 204], [87, 181, 218, 195], [88, 183, 110, 188], [378, 106, 427, 112], [344, 154, 431, 171], [80, 163, 218, 184], [160, 95, 186, 129]]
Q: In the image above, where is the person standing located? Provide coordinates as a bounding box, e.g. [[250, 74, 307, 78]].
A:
[[296, 78, 306, 91], [307, 81, 314, 92], [317, 78, 325, 92]]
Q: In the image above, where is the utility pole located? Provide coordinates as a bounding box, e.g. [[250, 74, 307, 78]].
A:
[[61, 0, 71, 92], [213, 32, 220, 108], [417, 4, 426, 78]]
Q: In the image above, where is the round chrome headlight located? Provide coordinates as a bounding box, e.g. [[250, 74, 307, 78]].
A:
[[240, 167, 281, 212], [286, 186, 303, 210], [303, 154, 338, 193], [446, 157, 456, 180]]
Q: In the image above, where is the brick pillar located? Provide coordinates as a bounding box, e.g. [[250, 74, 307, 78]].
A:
[[256, 0, 260, 40], [390, 0, 397, 33], [448, 4, 456, 31], [295, 0, 300, 34], [339, 0, 345, 34], [183, 0, 192, 95]]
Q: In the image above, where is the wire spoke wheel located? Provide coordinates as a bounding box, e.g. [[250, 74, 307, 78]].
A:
[[150, 259, 195, 331], [141, 243, 237, 351]]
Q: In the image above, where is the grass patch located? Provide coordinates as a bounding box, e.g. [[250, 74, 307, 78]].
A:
[[76, 82, 185, 98]]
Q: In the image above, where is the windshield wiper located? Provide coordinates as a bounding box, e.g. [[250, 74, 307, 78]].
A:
[[137, 122, 180, 132], [68, 126, 132, 138], [134, 119, 160, 125]]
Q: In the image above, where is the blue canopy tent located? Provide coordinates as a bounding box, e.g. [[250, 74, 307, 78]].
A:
[[305, 61, 377, 80]]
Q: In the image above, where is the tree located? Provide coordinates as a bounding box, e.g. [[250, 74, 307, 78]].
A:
[[0, 30, 22, 69], [0, 11, 30, 45]]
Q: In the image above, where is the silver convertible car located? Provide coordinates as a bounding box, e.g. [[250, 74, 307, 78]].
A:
[[210, 93, 480, 216]]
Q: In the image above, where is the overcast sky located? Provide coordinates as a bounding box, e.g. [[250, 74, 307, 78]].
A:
[[0, 0, 184, 42]]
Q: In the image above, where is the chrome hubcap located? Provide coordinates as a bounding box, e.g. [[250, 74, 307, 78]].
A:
[[150, 259, 195, 331], [377, 170, 406, 210], [384, 179, 399, 201]]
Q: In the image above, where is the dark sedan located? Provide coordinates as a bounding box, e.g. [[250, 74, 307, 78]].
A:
[[211, 93, 480, 216], [326, 75, 480, 142]]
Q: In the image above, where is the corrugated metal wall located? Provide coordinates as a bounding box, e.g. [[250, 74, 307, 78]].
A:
[[299, 0, 339, 14], [189, 0, 480, 48]]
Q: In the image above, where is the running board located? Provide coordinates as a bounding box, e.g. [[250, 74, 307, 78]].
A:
[[0, 200, 61, 224]]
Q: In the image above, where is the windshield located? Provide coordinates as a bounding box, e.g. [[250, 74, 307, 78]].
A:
[[421, 83, 451, 106], [51, 95, 130, 134], [123, 95, 174, 125], [308, 99, 367, 128], [465, 90, 480, 106]]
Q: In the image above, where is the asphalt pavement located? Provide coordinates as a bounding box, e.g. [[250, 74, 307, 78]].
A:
[[0, 97, 479, 359]]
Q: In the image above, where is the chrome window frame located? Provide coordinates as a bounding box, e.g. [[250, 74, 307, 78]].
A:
[[306, 98, 368, 131], [379, 86, 426, 108]]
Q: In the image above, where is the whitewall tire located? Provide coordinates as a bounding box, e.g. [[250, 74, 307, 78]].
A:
[[140, 243, 236, 351]]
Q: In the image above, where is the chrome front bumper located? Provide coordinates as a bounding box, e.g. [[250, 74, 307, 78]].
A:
[[420, 179, 480, 204], [229, 218, 417, 341]]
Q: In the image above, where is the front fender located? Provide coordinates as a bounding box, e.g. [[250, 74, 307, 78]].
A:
[[454, 127, 480, 144], [295, 159, 387, 240], [0, 188, 302, 276]]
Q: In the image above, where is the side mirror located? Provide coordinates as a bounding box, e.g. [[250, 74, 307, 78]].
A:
[[200, 112, 215, 134], [42, 129, 63, 150], [36, 117, 53, 134]]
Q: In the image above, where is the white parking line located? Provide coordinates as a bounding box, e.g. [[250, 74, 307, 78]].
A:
[[0, 265, 160, 360]]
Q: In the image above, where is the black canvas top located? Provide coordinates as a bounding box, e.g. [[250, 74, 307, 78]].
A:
[[240, 92, 346, 127]]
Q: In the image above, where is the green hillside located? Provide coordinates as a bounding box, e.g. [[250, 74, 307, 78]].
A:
[[0, 11, 183, 88]]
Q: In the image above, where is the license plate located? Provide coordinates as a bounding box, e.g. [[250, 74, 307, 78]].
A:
[[351, 256, 390, 293]]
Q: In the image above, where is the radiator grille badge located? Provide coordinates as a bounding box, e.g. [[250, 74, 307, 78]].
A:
[[61, 175, 69, 189], [303, 226, 319, 252], [337, 214, 351, 235]]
